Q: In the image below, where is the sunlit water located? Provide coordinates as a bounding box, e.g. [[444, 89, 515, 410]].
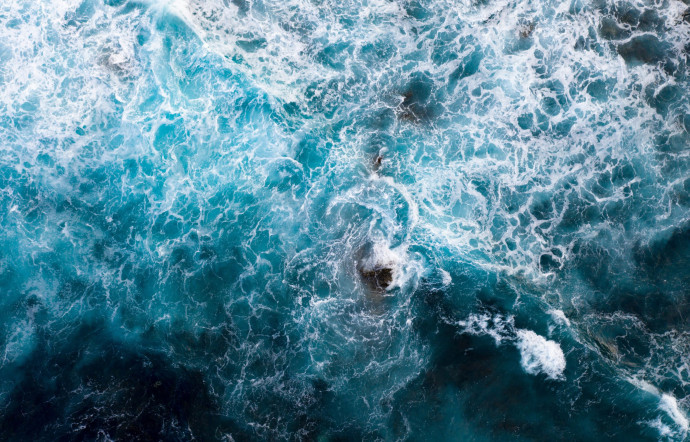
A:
[[1, 0, 690, 440]]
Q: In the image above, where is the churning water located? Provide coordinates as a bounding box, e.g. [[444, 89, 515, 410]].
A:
[[1, 0, 690, 440]]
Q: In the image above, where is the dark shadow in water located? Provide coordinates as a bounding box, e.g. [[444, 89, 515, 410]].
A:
[[599, 17, 631, 40], [566, 221, 690, 336], [0, 322, 246, 441], [593, 3, 681, 76], [397, 73, 438, 124], [617, 35, 671, 66], [386, 280, 663, 441]]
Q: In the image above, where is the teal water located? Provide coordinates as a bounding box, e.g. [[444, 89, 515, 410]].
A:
[[1, 0, 690, 440]]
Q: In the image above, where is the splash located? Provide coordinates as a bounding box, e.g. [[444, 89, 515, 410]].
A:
[[515, 329, 566, 380]]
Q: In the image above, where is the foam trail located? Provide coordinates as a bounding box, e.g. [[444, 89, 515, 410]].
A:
[[660, 394, 689, 435]]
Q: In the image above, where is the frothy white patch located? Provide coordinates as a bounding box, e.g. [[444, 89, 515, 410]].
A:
[[659, 394, 689, 434], [359, 241, 403, 289], [548, 309, 570, 326], [628, 377, 660, 396], [359, 241, 424, 292], [628, 378, 689, 438], [515, 329, 566, 380], [439, 269, 452, 286], [458, 313, 514, 345]]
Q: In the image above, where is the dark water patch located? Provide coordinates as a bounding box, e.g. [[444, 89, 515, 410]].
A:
[[570, 239, 618, 293], [613, 3, 641, 27], [558, 193, 603, 233], [634, 223, 690, 287], [601, 2, 667, 35], [57, 277, 104, 305], [645, 84, 683, 117], [617, 35, 671, 66], [0, 323, 243, 441], [637, 9, 664, 33], [529, 192, 554, 221], [599, 17, 631, 40], [402, 0, 432, 21], [151, 321, 237, 370], [230, 0, 249, 15], [236, 36, 267, 53], [540, 248, 563, 272], [654, 130, 690, 154], [586, 78, 614, 101], [583, 316, 651, 369], [670, 177, 690, 207], [245, 375, 333, 441], [397, 73, 438, 123], [359, 39, 398, 69], [448, 46, 483, 92], [390, 302, 659, 441], [574, 31, 605, 56], [107, 193, 153, 243], [517, 112, 533, 130], [559, 220, 690, 342]]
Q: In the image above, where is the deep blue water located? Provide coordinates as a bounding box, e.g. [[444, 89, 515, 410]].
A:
[[1, 0, 690, 440]]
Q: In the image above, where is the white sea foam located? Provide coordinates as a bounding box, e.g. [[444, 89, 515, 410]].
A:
[[179, 0, 690, 286], [439, 269, 452, 286], [627, 378, 689, 438], [358, 241, 403, 289], [515, 329, 566, 380], [458, 313, 514, 345], [659, 393, 689, 434], [548, 309, 570, 326]]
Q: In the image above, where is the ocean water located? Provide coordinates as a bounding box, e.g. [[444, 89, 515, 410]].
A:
[[0, 0, 689, 440]]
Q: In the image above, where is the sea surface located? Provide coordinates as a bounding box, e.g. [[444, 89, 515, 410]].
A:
[[1, 0, 690, 440]]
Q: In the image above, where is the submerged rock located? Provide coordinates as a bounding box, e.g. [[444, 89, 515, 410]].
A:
[[355, 242, 401, 294], [359, 265, 393, 291], [373, 154, 384, 171]]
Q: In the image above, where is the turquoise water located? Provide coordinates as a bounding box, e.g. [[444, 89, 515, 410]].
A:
[[1, 0, 690, 440]]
